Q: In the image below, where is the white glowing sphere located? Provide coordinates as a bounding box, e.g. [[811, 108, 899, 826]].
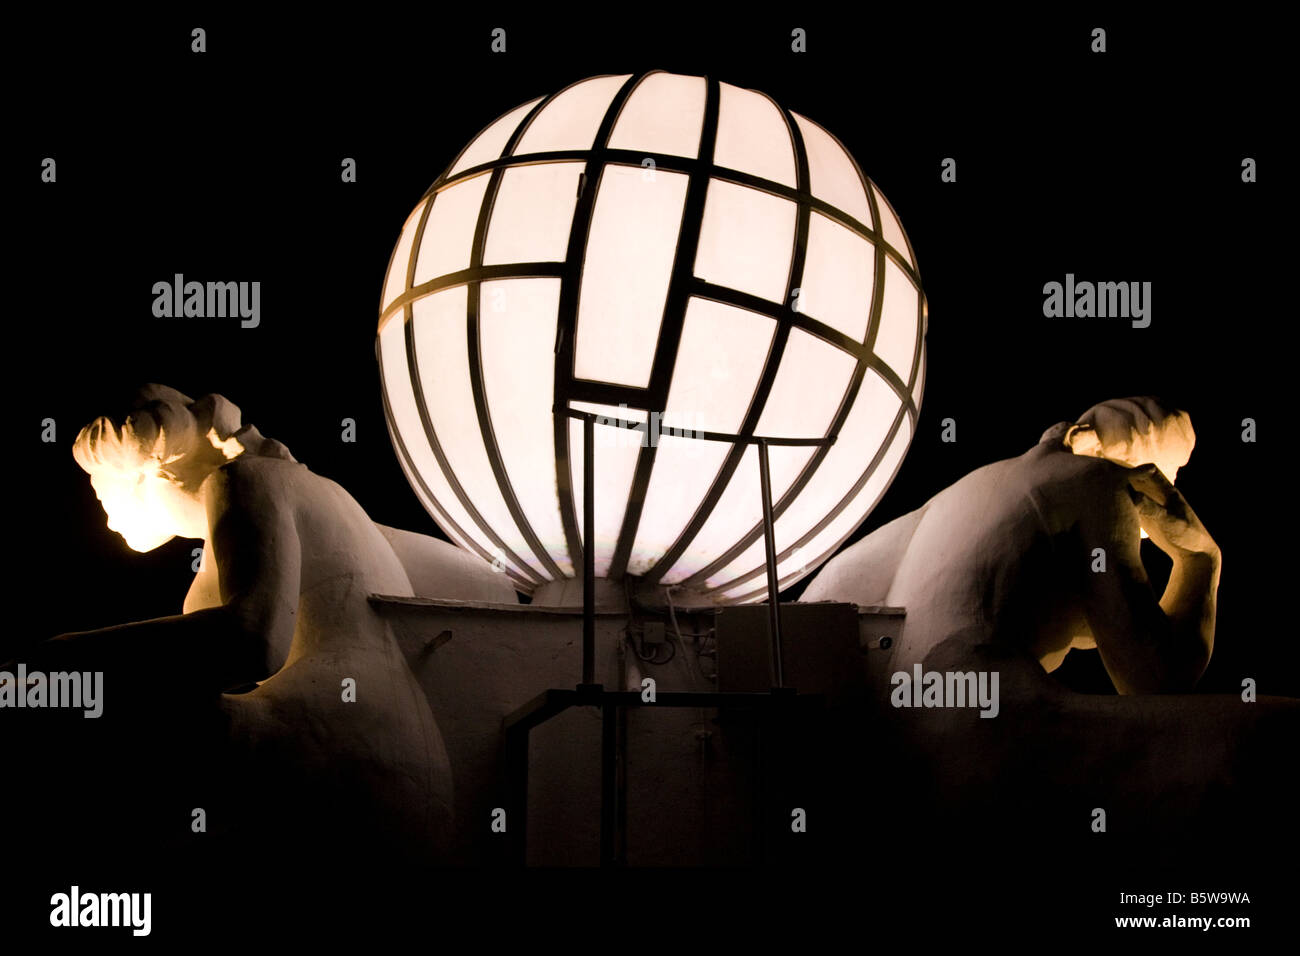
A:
[[377, 72, 926, 603]]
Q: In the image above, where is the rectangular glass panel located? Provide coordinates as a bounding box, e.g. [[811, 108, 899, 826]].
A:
[[480, 278, 572, 575], [379, 313, 528, 578], [627, 436, 732, 576], [381, 199, 429, 312], [754, 326, 856, 439], [694, 179, 796, 305], [513, 75, 632, 155], [873, 258, 919, 383], [721, 417, 914, 599], [608, 73, 706, 159], [574, 165, 690, 387], [412, 287, 547, 577], [661, 298, 776, 434], [660, 445, 758, 585], [484, 163, 584, 265], [798, 211, 875, 343], [792, 113, 872, 227], [873, 183, 914, 267], [414, 173, 491, 286], [710, 369, 901, 589], [568, 416, 639, 578], [714, 82, 796, 187]]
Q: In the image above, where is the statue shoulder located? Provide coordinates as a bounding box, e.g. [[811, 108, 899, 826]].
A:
[[1021, 443, 1134, 524], [202, 454, 303, 509]]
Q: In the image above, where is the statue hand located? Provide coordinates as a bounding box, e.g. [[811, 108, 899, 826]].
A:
[[1127, 464, 1219, 560]]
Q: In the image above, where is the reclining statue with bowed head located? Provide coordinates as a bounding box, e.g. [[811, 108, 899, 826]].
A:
[[804, 397, 1296, 839]]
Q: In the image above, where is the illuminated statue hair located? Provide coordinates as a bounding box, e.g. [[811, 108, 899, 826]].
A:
[[72, 384, 293, 489], [1064, 396, 1195, 482]]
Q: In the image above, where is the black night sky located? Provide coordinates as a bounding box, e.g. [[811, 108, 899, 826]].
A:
[[6, 10, 1292, 939]]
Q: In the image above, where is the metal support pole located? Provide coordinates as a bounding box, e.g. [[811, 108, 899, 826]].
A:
[[757, 438, 784, 688], [583, 414, 596, 687], [600, 700, 617, 866]]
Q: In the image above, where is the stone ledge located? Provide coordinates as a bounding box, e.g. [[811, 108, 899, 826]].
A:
[[370, 593, 628, 617]]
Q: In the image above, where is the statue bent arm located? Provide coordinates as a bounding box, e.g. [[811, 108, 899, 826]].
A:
[[35, 462, 301, 694], [1078, 464, 1220, 694]]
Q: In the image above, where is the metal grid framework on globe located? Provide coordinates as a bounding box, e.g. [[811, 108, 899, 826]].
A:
[[376, 71, 927, 601]]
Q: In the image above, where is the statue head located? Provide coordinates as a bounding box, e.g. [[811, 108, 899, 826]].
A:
[[1062, 396, 1195, 483], [72, 385, 290, 551]]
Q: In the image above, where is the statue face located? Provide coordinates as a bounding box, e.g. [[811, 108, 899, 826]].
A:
[[89, 465, 202, 552], [73, 403, 240, 551]]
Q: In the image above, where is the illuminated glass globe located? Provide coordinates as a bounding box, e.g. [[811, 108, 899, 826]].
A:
[[377, 71, 926, 605]]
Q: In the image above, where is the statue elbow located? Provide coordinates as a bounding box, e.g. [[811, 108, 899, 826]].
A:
[[221, 603, 294, 687]]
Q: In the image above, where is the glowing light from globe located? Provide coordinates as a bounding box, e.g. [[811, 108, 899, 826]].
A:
[[377, 72, 927, 604]]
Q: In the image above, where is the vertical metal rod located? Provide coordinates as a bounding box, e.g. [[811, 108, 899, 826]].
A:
[[583, 415, 596, 686], [615, 703, 628, 865], [757, 438, 784, 688], [600, 701, 617, 866]]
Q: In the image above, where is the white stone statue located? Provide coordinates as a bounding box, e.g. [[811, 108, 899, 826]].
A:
[[24, 384, 488, 861], [807, 396, 1216, 691], [803, 396, 1295, 834]]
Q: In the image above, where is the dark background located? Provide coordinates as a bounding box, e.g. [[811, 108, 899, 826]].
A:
[[8, 8, 1291, 939]]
